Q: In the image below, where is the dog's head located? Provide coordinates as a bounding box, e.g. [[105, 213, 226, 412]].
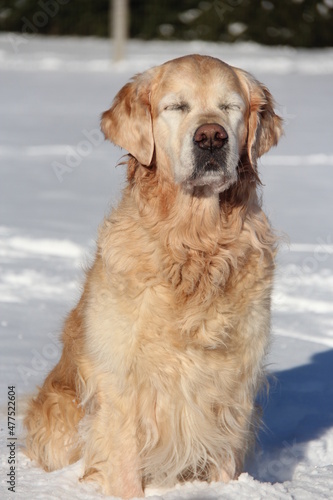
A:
[[102, 55, 283, 196]]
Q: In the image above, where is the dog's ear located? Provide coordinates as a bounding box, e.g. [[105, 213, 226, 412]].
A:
[[235, 69, 283, 167], [101, 70, 155, 166]]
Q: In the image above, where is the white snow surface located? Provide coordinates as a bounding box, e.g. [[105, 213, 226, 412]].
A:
[[1, 34, 333, 499]]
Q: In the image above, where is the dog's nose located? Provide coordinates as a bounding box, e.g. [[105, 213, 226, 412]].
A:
[[193, 123, 228, 150]]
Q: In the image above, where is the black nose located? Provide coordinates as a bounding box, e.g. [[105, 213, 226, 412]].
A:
[[193, 123, 228, 150]]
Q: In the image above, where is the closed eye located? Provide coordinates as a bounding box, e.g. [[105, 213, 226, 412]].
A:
[[165, 102, 190, 112], [218, 103, 241, 112]]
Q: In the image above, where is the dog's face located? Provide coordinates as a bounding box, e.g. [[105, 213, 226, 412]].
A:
[[102, 55, 283, 196], [150, 58, 248, 194]]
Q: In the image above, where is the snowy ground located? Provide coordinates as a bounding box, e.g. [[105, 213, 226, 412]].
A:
[[0, 34, 333, 499]]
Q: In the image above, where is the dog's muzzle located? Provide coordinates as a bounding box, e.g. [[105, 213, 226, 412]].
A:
[[192, 123, 230, 177]]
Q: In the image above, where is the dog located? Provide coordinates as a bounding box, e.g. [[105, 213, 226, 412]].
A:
[[24, 54, 283, 498]]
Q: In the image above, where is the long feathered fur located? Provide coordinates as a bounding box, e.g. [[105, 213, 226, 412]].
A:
[[24, 55, 282, 498]]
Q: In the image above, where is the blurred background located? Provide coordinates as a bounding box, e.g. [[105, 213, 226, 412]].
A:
[[1, 0, 333, 49]]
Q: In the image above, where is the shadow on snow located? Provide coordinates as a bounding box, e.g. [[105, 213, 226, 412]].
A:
[[248, 348, 333, 483]]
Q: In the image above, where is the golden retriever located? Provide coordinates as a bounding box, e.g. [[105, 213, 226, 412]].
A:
[[24, 55, 283, 498]]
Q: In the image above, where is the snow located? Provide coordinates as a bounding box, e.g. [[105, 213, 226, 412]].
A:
[[0, 34, 333, 499]]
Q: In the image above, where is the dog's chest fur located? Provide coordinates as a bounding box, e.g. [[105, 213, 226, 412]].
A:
[[83, 184, 274, 382]]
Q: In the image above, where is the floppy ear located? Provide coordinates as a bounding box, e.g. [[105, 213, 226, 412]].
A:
[[236, 69, 283, 167], [101, 71, 154, 166]]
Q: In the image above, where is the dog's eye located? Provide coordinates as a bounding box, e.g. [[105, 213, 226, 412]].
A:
[[219, 104, 241, 112], [165, 103, 190, 112]]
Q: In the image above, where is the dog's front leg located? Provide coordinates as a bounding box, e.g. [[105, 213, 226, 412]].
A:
[[80, 395, 143, 498]]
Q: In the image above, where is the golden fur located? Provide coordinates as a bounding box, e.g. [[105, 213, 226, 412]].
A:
[[24, 55, 283, 498]]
